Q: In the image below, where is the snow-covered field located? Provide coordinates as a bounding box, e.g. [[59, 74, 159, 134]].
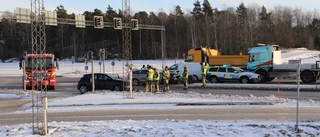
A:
[[1, 48, 320, 136]]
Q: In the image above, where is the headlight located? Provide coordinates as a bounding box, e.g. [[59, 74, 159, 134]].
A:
[[251, 74, 260, 78], [26, 72, 32, 77]]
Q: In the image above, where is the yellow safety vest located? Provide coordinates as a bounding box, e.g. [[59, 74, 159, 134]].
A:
[[201, 66, 207, 75], [147, 69, 154, 80], [153, 71, 160, 80], [181, 70, 189, 78], [162, 70, 170, 80]]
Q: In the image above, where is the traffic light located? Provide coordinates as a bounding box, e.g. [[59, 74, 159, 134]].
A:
[[98, 49, 102, 60], [131, 19, 139, 30], [113, 17, 122, 29], [94, 16, 103, 28], [87, 51, 94, 60]]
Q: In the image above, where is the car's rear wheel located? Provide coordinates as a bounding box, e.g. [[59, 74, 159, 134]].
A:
[[79, 85, 88, 94], [113, 85, 121, 91], [240, 77, 249, 84], [132, 78, 140, 86], [210, 76, 218, 83]]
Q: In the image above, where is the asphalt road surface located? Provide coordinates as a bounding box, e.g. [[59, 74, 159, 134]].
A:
[[1, 76, 320, 101], [1, 105, 320, 126]]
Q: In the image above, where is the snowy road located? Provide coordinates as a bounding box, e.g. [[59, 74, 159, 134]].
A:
[[1, 105, 320, 126]]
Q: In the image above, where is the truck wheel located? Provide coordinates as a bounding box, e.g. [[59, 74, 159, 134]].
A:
[[37, 83, 42, 91], [267, 77, 274, 81], [240, 77, 249, 84], [256, 70, 267, 83], [49, 86, 55, 90], [301, 71, 315, 83], [210, 76, 218, 83]]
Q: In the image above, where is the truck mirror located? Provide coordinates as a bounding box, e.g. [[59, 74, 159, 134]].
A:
[[19, 61, 22, 69], [56, 58, 60, 70]]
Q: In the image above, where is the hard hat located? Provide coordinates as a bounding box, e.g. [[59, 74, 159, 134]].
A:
[[184, 65, 187, 68]]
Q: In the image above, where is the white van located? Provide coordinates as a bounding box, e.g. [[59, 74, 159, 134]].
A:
[[168, 62, 202, 83]]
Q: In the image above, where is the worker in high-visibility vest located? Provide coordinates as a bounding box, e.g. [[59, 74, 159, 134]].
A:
[[145, 65, 154, 92], [200, 62, 207, 87], [153, 68, 160, 93], [162, 66, 171, 91], [141, 65, 147, 70], [180, 65, 189, 90]]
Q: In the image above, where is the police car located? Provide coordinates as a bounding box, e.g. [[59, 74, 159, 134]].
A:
[[206, 65, 261, 84]]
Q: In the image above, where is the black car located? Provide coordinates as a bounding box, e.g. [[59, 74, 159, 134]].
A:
[[77, 73, 129, 94]]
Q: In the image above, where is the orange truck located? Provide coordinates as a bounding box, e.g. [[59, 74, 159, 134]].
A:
[[19, 53, 59, 90], [185, 47, 249, 69]]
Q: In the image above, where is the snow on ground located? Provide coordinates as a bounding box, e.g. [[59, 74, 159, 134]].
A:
[[1, 120, 320, 137], [1, 48, 320, 136]]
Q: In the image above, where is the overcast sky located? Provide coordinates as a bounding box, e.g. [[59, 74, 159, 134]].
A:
[[0, 0, 320, 15]]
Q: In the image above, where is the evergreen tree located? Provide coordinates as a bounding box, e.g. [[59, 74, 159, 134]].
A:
[[314, 36, 320, 50], [55, 5, 69, 18], [202, 0, 213, 16], [236, 2, 247, 27], [258, 6, 273, 43], [236, 2, 248, 52], [191, 0, 202, 16], [105, 5, 117, 21]]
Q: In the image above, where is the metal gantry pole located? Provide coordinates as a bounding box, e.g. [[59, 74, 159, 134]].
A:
[[23, 60, 26, 91], [89, 51, 95, 93], [103, 49, 106, 73], [161, 26, 166, 69], [30, 0, 47, 135], [295, 60, 301, 132], [122, 0, 133, 98]]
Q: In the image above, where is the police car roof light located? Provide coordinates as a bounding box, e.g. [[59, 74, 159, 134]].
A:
[[222, 64, 231, 67]]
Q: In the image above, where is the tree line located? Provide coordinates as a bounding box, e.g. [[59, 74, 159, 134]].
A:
[[1, 0, 320, 62]]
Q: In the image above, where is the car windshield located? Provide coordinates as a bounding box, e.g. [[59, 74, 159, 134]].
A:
[[185, 55, 194, 62], [233, 67, 244, 72], [107, 74, 120, 79], [169, 64, 178, 70], [25, 58, 54, 69]]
